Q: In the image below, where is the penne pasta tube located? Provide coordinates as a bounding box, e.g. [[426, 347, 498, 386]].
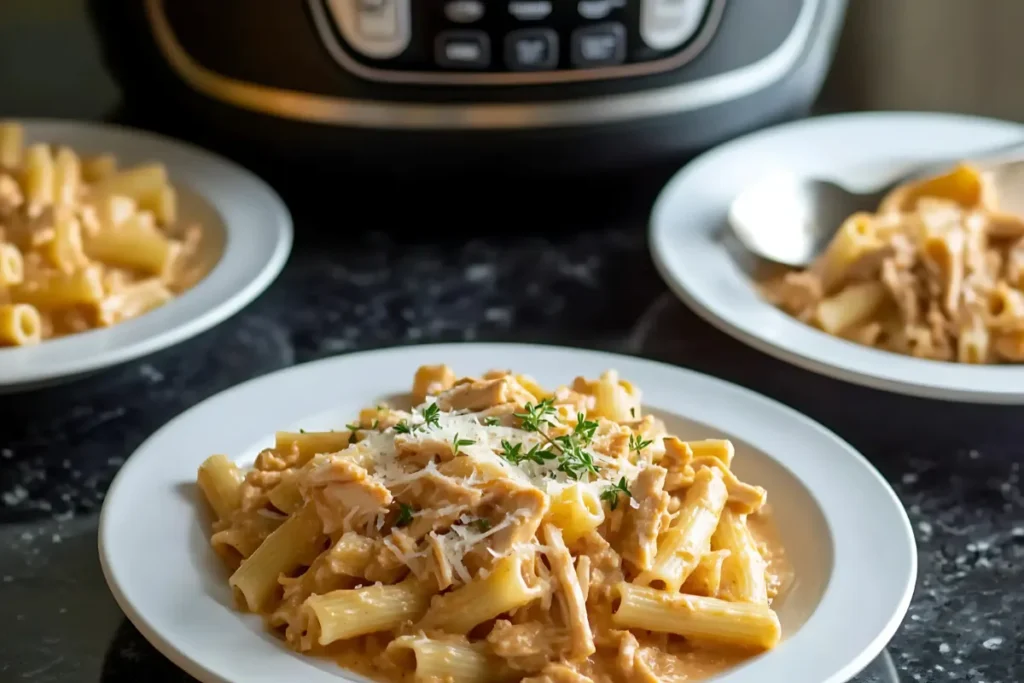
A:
[[90, 163, 168, 201], [816, 212, 882, 292], [0, 121, 24, 168], [83, 212, 180, 276], [267, 470, 304, 514], [95, 278, 173, 325], [81, 153, 117, 182], [52, 146, 81, 207], [21, 144, 54, 207], [685, 439, 735, 467], [681, 548, 730, 597], [386, 635, 516, 683], [635, 467, 727, 592], [545, 484, 605, 545], [711, 508, 769, 604], [275, 430, 352, 464], [304, 578, 431, 645], [0, 243, 25, 286], [229, 503, 325, 611], [815, 281, 888, 335], [148, 184, 177, 225], [613, 582, 781, 650], [11, 265, 104, 309], [44, 212, 88, 272], [416, 552, 543, 634], [0, 303, 42, 346], [196, 454, 244, 521]]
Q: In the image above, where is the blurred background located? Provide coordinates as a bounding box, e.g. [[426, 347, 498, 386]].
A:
[[6, 0, 1024, 135]]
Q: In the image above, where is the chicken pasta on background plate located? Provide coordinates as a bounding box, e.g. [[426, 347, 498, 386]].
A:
[[0, 120, 202, 347], [765, 163, 1024, 363], [197, 365, 791, 683]]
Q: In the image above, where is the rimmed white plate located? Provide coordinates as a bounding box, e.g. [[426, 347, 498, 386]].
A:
[[99, 343, 916, 683], [0, 120, 292, 392], [650, 111, 1024, 403]]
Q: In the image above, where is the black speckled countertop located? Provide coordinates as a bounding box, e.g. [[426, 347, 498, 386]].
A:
[[0, 159, 1022, 683]]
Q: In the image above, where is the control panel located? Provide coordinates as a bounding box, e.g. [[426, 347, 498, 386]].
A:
[[314, 0, 719, 84]]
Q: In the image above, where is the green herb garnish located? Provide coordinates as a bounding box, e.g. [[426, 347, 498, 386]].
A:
[[396, 503, 415, 526], [451, 433, 475, 455], [514, 399, 557, 433], [394, 421, 413, 434], [499, 439, 557, 466], [483, 416, 502, 427], [470, 518, 492, 532], [600, 477, 632, 511], [628, 433, 653, 454], [421, 403, 441, 430]]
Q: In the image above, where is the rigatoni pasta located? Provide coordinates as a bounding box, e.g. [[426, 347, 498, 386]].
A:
[[0, 120, 204, 347], [198, 365, 792, 682], [764, 163, 1024, 363]]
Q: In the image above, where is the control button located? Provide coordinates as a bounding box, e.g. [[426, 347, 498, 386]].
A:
[[508, 1, 552, 21], [436, 30, 491, 69], [577, 0, 625, 20], [326, 0, 412, 59], [444, 0, 485, 23], [505, 28, 559, 71], [571, 23, 626, 67], [640, 0, 709, 51]]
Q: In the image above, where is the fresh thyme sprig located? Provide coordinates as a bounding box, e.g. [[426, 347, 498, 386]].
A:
[[499, 439, 557, 466], [483, 416, 502, 427], [629, 433, 653, 454], [600, 477, 632, 510], [396, 503, 415, 526], [394, 402, 442, 435], [511, 401, 602, 481], [451, 433, 475, 455], [421, 403, 441, 429], [470, 518, 492, 532], [514, 398, 558, 433]]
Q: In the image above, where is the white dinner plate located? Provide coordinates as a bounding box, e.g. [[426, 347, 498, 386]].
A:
[[99, 343, 916, 683], [650, 111, 1024, 403], [0, 120, 292, 392]]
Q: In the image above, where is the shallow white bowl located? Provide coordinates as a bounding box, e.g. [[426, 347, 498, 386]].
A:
[[0, 120, 292, 392], [98, 343, 916, 683], [650, 111, 1024, 403]]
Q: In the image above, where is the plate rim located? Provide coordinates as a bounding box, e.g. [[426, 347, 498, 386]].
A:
[[0, 118, 293, 389], [649, 110, 1024, 404], [98, 342, 917, 683]]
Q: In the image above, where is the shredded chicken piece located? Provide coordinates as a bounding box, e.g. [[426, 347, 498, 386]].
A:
[[426, 532, 453, 590], [521, 663, 594, 683], [477, 479, 549, 556], [542, 524, 595, 660], [487, 620, 567, 672], [435, 377, 533, 412], [620, 465, 671, 571], [661, 437, 695, 491]]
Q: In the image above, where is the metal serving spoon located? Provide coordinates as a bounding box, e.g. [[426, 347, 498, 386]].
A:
[[728, 140, 1024, 267]]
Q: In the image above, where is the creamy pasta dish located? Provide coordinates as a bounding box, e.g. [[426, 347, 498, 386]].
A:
[[764, 164, 1024, 363], [198, 365, 791, 683], [0, 121, 200, 347]]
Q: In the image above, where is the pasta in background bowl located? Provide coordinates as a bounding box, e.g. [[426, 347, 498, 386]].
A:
[[763, 163, 1024, 363], [196, 364, 830, 683], [0, 119, 290, 392], [0, 121, 224, 347]]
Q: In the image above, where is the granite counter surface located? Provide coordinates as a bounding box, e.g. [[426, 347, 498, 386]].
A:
[[0, 178, 1022, 683]]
